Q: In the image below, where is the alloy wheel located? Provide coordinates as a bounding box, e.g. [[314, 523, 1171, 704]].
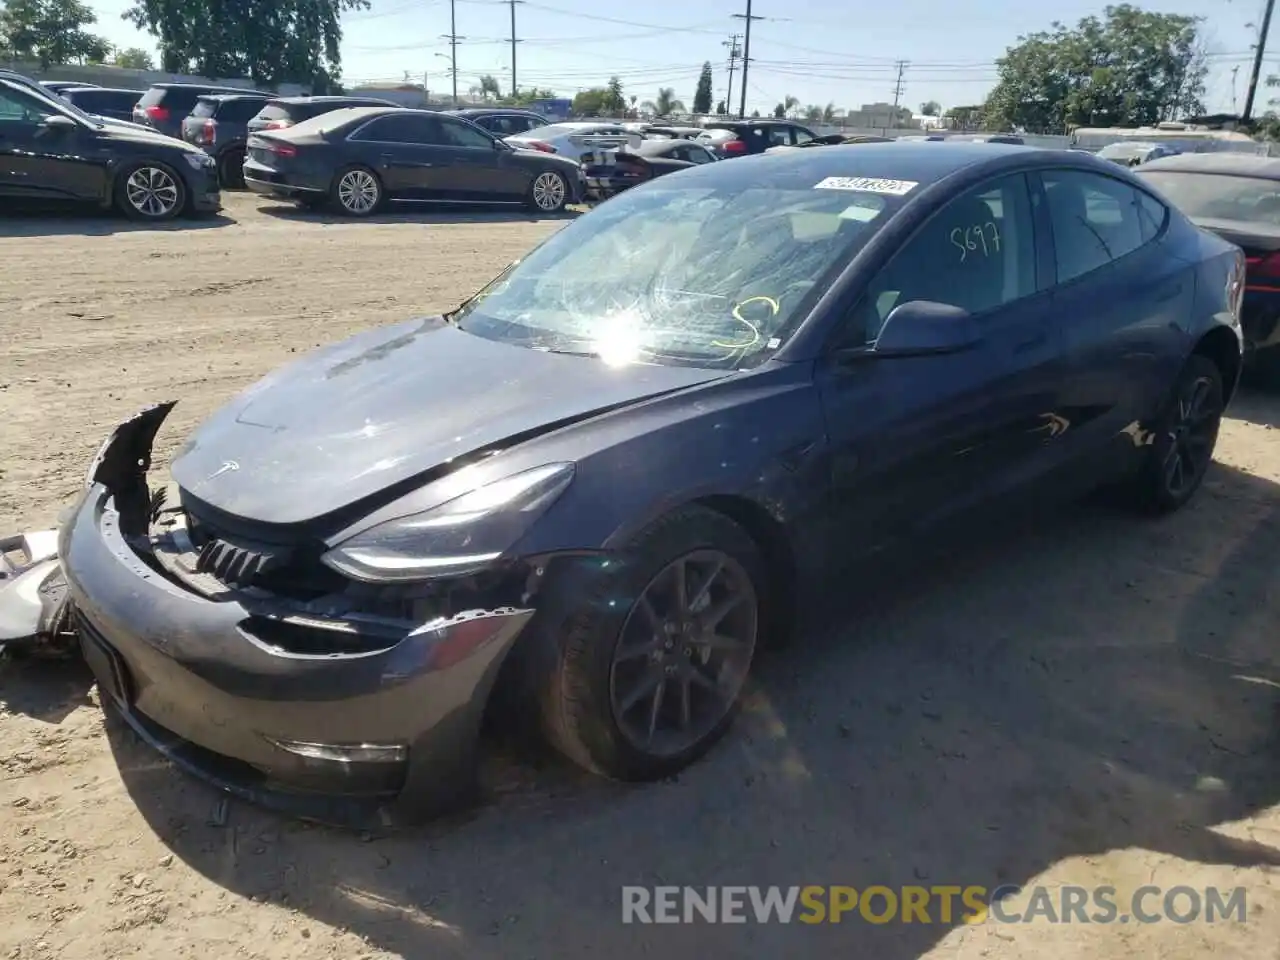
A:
[[338, 170, 379, 214], [125, 166, 180, 218], [532, 171, 566, 211], [608, 549, 757, 758], [1160, 374, 1220, 499]]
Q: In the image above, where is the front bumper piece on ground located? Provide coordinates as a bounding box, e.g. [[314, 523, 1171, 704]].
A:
[[0, 530, 75, 658], [59, 402, 535, 828]]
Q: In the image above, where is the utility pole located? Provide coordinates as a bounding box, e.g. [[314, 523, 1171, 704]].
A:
[[891, 59, 908, 113], [723, 33, 742, 115], [1232, 64, 1241, 113], [731, 1, 764, 118], [1243, 0, 1275, 122], [441, 0, 464, 105], [507, 0, 524, 98]]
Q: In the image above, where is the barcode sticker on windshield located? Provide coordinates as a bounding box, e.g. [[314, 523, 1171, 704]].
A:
[[815, 176, 918, 196]]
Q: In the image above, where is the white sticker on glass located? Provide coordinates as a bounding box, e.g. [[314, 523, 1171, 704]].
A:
[[815, 176, 918, 196]]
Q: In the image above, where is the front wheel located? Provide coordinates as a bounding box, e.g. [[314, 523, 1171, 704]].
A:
[[527, 170, 569, 213], [330, 166, 383, 217], [536, 505, 765, 781], [1129, 354, 1224, 514], [115, 162, 186, 221]]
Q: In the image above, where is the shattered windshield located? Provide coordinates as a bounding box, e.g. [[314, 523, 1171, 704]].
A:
[[453, 181, 896, 368]]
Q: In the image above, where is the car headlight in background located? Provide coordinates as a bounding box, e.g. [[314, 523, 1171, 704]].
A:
[[183, 153, 215, 170], [321, 462, 575, 583]]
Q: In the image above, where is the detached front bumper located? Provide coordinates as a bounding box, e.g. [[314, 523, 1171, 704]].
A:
[[60, 404, 534, 828]]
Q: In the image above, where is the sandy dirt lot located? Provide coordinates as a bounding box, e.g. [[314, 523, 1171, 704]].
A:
[[1, 193, 1279, 960]]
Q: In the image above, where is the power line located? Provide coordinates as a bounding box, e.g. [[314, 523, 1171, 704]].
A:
[[732, 0, 764, 118]]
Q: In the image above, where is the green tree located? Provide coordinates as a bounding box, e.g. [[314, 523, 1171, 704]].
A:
[[750, 108, 760, 118], [920, 100, 941, 116], [0, 0, 109, 66], [572, 87, 610, 116], [604, 75, 625, 112], [693, 60, 712, 114], [502, 85, 557, 106], [803, 104, 822, 122], [112, 45, 154, 69], [822, 103, 837, 123], [715, 99, 726, 115], [772, 102, 785, 118], [472, 73, 501, 101], [123, 0, 368, 86], [983, 3, 1206, 134], [642, 86, 684, 116]]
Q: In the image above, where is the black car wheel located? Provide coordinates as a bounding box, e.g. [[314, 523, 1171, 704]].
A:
[[1132, 354, 1223, 513], [537, 505, 764, 780], [218, 148, 247, 189], [331, 166, 383, 217], [528, 170, 569, 213], [116, 162, 186, 221]]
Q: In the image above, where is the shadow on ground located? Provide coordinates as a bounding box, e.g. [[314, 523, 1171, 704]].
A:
[[254, 200, 582, 226], [96, 452, 1280, 958], [0, 655, 93, 724], [0, 204, 234, 237]]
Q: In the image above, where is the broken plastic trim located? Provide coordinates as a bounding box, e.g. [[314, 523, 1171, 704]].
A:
[[0, 531, 75, 657]]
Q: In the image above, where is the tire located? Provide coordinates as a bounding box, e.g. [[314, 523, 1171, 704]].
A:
[[1129, 354, 1224, 514], [330, 165, 383, 217], [217, 147, 246, 189], [115, 161, 187, 221], [536, 505, 766, 781], [527, 169, 569, 213]]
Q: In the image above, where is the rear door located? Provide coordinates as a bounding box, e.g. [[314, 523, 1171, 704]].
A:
[[1038, 168, 1193, 483], [816, 172, 1065, 549], [433, 116, 527, 199], [349, 113, 448, 199]]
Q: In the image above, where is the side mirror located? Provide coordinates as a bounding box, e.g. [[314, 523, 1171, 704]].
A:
[[39, 114, 78, 135], [838, 300, 981, 361], [493, 137, 510, 151]]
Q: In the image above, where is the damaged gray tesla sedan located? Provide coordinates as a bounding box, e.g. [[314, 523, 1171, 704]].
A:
[[49, 143, 1241, 826]]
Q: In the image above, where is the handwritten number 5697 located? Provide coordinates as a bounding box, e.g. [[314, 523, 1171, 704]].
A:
[[949, 222, 1001, 262]]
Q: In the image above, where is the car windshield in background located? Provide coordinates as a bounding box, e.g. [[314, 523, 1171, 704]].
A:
[[454, 183, 895, 368], [1139, 170, 1280, 225]]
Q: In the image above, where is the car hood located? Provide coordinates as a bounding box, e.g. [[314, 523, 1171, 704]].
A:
[[170, 318, 730, 525], [96, 121, 201, 152]]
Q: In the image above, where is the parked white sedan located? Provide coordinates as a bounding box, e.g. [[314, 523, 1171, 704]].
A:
[[505, 121, 642, 165]]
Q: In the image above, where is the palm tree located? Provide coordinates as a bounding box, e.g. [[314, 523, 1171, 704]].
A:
[[470, 74, 502, 101], [641, 87, 686, 117]]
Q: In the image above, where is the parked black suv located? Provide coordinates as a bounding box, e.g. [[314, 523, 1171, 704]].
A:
[[133, 82, 271, 139], [61, 86, 144, 124], [697, 119, 817, 157], [445, 107, 547, 137], [181, 92, 271, 186], [0, 74, 220, 221], [246, 95, 400, 134]]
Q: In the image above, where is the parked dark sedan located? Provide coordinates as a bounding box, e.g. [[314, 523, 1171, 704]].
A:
[[444, 107, 547, 137], [698, 119, 817, 156], [60, 86, 144, 124], [0, 74, 220, 220], [180, 92, 270, 187], [243, 106, 583, 215], [60, 143, 1242, 827], [1139, 152, 1280, 374]]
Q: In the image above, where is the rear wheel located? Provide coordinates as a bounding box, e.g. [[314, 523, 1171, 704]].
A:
[[527, 169, 569, 213], [217, 147, 246, 189], [1129, 354, 1224, 514], [115, 162, 186, 221], [330, 166, 383, 216], [536, 506, 765, 781]]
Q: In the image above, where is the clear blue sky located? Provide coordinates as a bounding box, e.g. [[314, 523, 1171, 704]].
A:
[[87, 0, 1273, 116]]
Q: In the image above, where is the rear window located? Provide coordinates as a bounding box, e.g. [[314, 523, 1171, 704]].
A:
[[216, 98, 268, 121], [1138, 170, 1280, 225], [255, 102, 291, 122], [151, 87, 202, 112], [190, 98, 218, 118], [136, 87, 167, 109]]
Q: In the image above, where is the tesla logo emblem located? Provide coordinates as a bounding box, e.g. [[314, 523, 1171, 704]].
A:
[[206, 460, 240, 481]]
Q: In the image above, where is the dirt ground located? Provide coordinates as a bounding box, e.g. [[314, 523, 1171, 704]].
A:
[[1, 192, 1279, 960]]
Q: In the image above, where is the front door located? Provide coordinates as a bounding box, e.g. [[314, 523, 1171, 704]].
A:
[[0, 85, 102, 201], [433, 116, 528, 200], [815, 172, 1066, 557]]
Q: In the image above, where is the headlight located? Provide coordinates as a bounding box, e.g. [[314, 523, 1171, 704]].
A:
[[321, 462, 575, 583], [183, 153, 214, 169]]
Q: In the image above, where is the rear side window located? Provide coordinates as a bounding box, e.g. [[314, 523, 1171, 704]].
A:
[[1136, 190, 1167, 243], [255, 102, 291, 122], [162, 89, 202, 114], [353, 113, 441, 144], [1042, 170, 1149, 284], [190, 98, 218, 118], [67, 90, 138, 112]]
